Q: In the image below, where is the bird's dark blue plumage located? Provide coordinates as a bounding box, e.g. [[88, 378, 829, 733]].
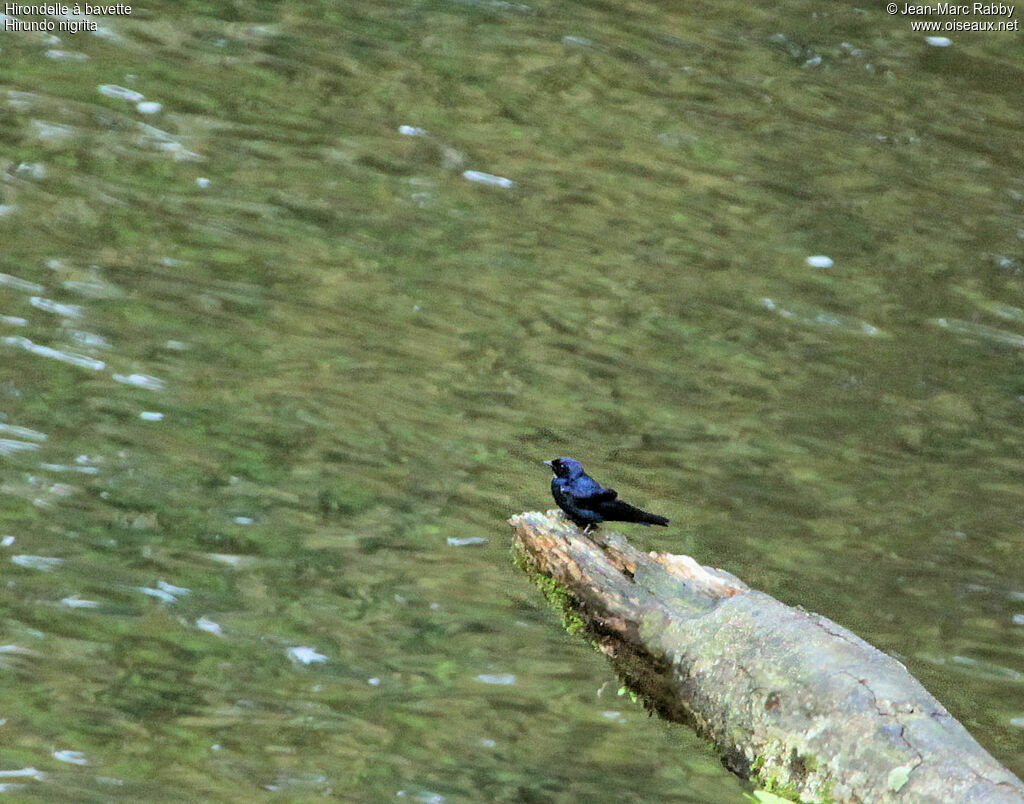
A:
[[544, 458, 669, 529]]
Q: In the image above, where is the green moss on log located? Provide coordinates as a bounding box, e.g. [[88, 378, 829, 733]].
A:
[[511, 539, 587, 636]]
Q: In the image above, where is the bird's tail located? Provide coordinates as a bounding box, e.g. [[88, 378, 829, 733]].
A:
[[636, 510, 669, 527], [608, 501, 669, 526]]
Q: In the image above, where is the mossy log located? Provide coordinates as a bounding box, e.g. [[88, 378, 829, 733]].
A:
[[509, 510, 1024, 804]]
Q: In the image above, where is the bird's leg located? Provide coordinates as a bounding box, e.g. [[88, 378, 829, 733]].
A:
[[582, 523, 596, 536]]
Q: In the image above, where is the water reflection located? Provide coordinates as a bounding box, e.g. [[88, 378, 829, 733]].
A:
[[0, 0, 1022, 800]]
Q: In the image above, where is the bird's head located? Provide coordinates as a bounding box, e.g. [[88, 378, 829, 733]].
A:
[[544, 457, 585, 479]]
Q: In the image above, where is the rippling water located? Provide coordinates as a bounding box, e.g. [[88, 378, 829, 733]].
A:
[[0, 0, 1022, 800]]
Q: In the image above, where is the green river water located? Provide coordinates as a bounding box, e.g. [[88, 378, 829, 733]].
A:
[[0, 0, 1022, 801]]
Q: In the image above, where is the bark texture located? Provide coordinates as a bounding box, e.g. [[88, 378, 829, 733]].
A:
[[510, 510, 1024, 804]]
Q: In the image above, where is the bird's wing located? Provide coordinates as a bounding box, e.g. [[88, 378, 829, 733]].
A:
[[576, 476, 618, 502]]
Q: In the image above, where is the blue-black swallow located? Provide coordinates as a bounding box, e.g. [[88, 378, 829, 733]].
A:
[[545, 457, 669, 530]]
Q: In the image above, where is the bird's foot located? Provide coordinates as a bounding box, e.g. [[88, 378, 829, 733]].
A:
[[582, 524, 597, 536]]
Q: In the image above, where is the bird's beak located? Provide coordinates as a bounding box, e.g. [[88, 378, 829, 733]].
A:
[[543, 460, 553, 467]]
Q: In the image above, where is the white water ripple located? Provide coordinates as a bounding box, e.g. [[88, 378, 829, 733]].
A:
[[3, 336, 105, 370], [760, 298, 884, 337], [932, 318, 1024, 348]]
